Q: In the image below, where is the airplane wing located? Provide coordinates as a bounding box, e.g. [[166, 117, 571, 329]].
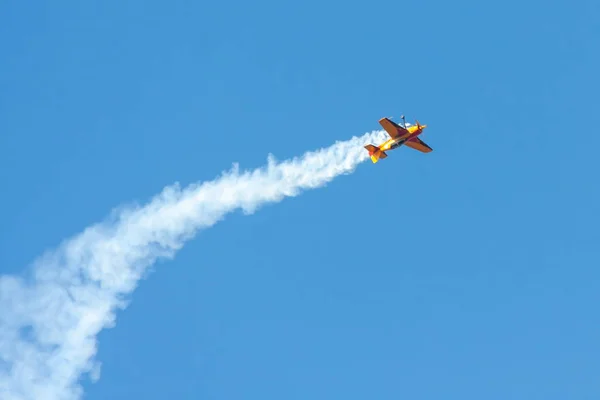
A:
[[379, 117, 408, 139], [404, 137, 433, 153]]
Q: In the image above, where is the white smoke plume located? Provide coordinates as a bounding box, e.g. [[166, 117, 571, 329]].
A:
[[0, 129, 387, 400]]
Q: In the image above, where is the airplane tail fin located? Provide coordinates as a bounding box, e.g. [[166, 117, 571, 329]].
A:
[[364, 144, 388, 163]]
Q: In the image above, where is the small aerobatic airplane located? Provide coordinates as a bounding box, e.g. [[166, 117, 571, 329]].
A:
[[364, 115, 432, 163]]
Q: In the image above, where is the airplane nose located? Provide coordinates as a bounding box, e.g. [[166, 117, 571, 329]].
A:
[[420, 124, 427, 129]]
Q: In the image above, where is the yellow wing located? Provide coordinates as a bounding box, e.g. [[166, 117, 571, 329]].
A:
[[404, 137, 433, 153], [378, 117, 408, 139]]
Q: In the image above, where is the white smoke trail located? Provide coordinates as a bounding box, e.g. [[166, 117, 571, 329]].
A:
[[0, 129, 387, 400]]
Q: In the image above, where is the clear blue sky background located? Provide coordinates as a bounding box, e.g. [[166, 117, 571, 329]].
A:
[[1, 0, 599, 399]]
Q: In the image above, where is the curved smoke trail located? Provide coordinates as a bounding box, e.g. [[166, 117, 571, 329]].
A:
[[0, 129, 387, 400]]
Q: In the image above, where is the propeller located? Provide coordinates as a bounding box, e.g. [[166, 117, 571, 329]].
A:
[[414, 120, 427, 140]]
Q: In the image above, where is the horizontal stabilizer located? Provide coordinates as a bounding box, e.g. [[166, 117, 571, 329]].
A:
[[364, 144, 378, 155], [364, 144, 387, 163]]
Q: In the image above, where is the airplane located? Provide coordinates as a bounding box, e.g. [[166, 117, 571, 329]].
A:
[[364, 115, 432, 163]]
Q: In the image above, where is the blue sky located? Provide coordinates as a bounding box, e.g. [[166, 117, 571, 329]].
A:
[[1, 0, 599, 399]]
